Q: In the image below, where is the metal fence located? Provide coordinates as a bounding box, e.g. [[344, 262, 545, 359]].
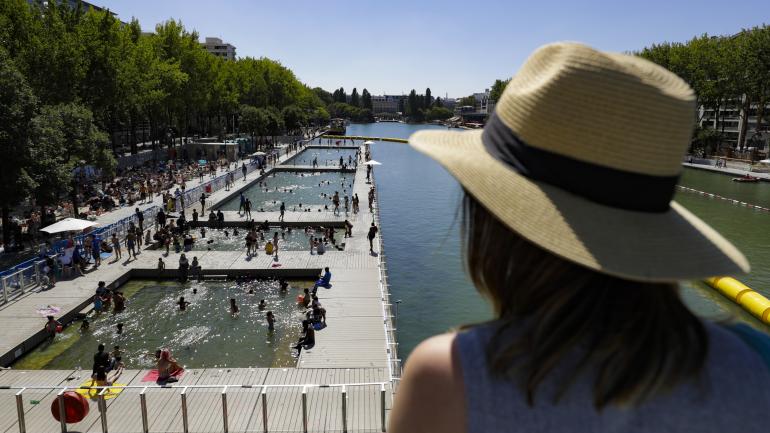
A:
[[6, 382, 388, 433], [368, 160, 403, 390], [0, 205, 160, 305]]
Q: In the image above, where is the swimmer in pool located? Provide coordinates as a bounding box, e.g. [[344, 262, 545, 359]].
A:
[[177, 296, 191, 311], [230, 298, 239, 315], [258, 299, 267, 310], [116, 323, 124, 335], [248, 288, 255, 295]]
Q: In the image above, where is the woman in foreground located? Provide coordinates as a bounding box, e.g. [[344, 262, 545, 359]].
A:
[[390, 42, 770, 433]]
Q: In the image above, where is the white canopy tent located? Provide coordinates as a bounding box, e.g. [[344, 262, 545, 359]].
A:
[[40, 218, 98, 234]]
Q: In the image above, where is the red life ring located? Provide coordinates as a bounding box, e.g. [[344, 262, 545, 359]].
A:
[[51, 391, 90, 423]]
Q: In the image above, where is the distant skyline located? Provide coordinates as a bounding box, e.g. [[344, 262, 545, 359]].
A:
[[98, 0, 767, 98]]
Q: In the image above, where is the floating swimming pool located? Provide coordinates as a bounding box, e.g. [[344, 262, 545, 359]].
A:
[[14, 279, 313, 370], [217, 171, 356, 212], [188, 227, 338, 252], [285, 147, 359, 167]]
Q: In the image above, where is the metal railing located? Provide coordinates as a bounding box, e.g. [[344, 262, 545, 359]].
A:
[[0, 205, 159, 305], [368, 156, 403, 390], [6, 381, 388, 433]]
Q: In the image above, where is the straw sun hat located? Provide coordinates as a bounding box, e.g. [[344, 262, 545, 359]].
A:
[[409, 42, 749, 282]]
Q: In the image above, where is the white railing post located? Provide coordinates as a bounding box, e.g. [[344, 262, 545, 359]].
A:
[[98, 387, 109, 433], [301, 386, 308, 433], [261, 387, 268, 433], [181, 387, 189, 433], [18, 271, 25, 294], [140, 387, 149, 433], [341, 385, 347, 433], [221, 386, 229, 433], [15, 388, 26, 433], [57, 388, 68, 433]]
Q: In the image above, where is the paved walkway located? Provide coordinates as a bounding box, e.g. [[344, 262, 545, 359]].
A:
[[683, 162, 770, 181]]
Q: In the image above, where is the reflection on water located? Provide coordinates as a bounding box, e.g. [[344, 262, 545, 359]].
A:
[[14, 279, 313, 370], [218, 171, 355, 212]]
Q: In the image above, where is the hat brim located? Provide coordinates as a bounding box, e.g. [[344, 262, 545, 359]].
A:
[[409, 129, 749, 282]]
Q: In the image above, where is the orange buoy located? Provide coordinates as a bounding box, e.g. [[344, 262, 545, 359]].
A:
[[51, 391, 90, 423]]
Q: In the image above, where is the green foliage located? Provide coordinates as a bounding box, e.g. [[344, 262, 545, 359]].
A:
[[489, 79, 510, 102], [0, 49, 37, 212], [327, 103, 373, 122], [637, 26, 770, 149], [424, 107, 453, 121], [281, 105, 307, 133], [459, 95, 477, 107], [361, 89, 372, 110], [29, 103, 114, 207], [350, 88, 359, 107]]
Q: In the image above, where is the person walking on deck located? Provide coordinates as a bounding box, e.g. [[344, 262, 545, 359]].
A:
[[280, 202, 286, 222], [241, 163, 247, 181], [367, 222, 378, 253]]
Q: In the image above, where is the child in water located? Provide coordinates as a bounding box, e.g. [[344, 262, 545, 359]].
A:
[[230, 298, 239, 315]]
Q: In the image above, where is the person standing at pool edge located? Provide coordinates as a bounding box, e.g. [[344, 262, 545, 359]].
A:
[[389, 43, 769, 433]]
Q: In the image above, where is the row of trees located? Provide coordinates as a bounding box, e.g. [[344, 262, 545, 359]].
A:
[[637, 25, 770, 153], [406, 88, 452, 122], [0, 0, 329, 246]]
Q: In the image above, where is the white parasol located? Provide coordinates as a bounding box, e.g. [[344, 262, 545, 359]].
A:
[[40, 218, 98, 234], [364, 160, 382, 166], [363, 141, 375, 145]]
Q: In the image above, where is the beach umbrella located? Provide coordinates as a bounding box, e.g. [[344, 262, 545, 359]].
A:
[[252, 151, 267, 156], [364, 160, 382, 166], [40, 218, 97, 234], [363, 140, 375, 145], [758, 159, 770, 164]]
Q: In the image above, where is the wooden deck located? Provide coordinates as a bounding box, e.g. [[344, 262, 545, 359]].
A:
[[0, 368, 391, 433], [0, 142, 397, 431]]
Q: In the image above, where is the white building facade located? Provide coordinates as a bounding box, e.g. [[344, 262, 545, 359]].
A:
[[201, 37, 236, 61]]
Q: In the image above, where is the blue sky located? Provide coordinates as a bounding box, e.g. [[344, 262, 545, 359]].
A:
[[100, 0, 768, 98]]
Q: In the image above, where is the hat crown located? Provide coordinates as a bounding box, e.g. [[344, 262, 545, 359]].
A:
[[495, 42, 695, 177]]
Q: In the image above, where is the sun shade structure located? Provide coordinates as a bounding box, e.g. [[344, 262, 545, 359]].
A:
[[40, 218, 98, 234], [364, 160, 382, 166], [363, 141, 375, 145]]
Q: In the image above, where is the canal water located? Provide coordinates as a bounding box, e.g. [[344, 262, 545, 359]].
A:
[[346, 122, 770, 360]]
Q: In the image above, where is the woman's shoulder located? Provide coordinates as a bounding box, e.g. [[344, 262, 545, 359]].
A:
[[389, 332, 466, 433]]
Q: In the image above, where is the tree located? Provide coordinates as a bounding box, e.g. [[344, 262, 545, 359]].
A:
[[361, 88, 372, 110], [281, 104, 307, 134], [425, 107, 453, 121], [425, 88, 432, 108], [489, 79, 510, 102], [29, 103, 114, 215], [459, 95, 476, 108], [407, 89, 422, 121], [434, 97, 444, 108], [239, 105, 262, 149], [350, 88, 359, 107], [0, 49, 37, 248]]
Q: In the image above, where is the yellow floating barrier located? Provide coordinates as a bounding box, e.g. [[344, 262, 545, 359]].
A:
[[705, 277, 770, 324]]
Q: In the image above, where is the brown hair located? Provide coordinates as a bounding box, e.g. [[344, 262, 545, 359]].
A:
[[461, 193, 707, 409]]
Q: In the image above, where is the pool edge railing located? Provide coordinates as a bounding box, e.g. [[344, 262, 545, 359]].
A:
[[368, 159, 403, 395], [6, 381, 389, 433]]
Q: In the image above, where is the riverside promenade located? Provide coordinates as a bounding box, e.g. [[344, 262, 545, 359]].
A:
[[0, 140, 398, 432]]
